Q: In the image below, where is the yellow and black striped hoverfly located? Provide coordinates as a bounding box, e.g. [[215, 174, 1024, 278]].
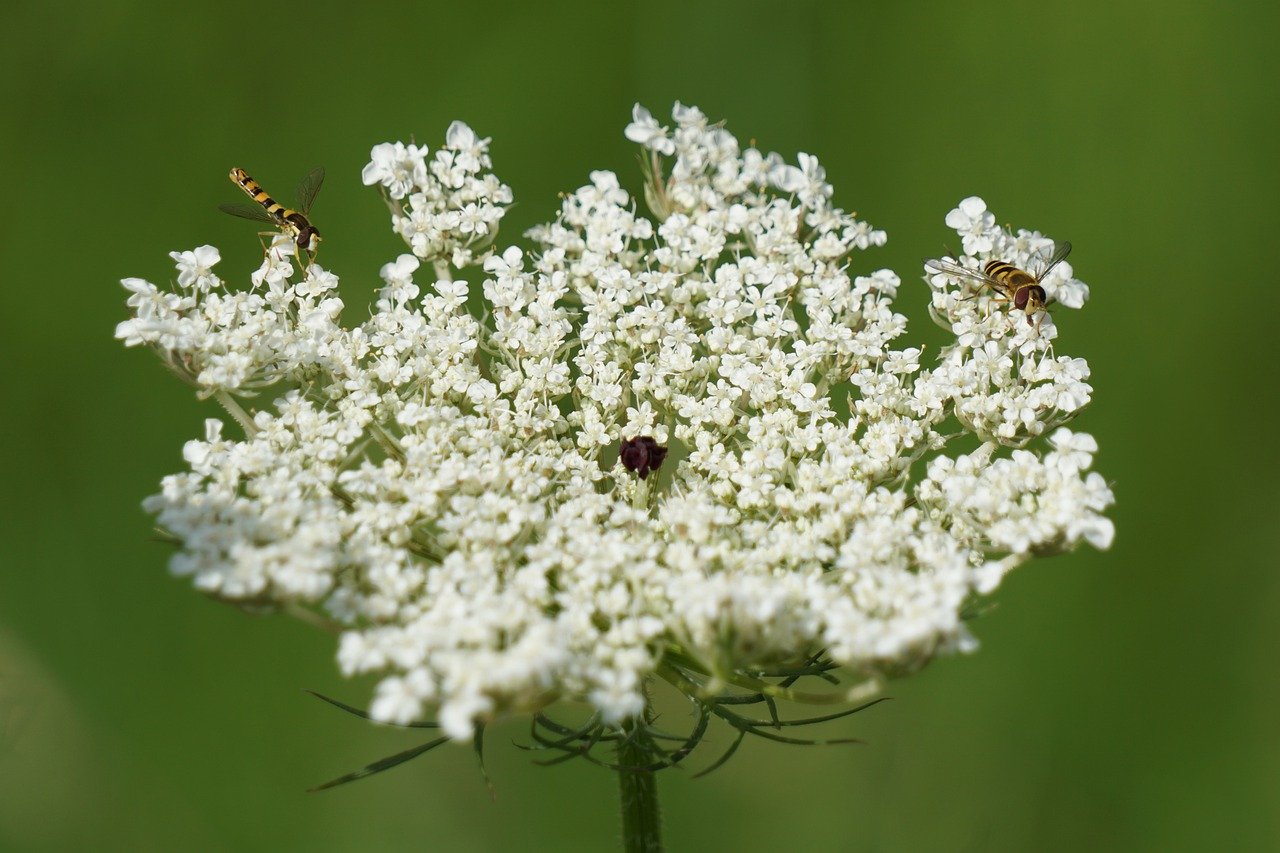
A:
[[925, 240, 1072, 326], [220, 166, 324, 260]]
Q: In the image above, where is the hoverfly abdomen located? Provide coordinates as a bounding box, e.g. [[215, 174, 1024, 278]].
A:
[[983, 260, 1037, 289], [228, 168, 282, 220]]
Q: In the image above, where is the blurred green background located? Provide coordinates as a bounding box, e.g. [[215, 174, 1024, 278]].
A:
[[2, 0, 1276, 849]]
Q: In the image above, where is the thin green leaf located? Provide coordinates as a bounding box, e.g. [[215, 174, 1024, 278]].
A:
[[304, 690, 441, 728], [764, 696, 781, 728], [308, 736, 449, 792], [767, 697, 892, 727], [661, 705, 710, 767], [473, 725, 496, 801], [530, 712, 605, 749], [692, 730, 746, 779], [708, 703, 863, 746]]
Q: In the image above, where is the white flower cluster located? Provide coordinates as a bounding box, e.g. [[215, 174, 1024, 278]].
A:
[[118, 105, 1113, 740], [115, 244, 345, 395], [362, 121, 513, 268], [926, 195, 1093, 444]]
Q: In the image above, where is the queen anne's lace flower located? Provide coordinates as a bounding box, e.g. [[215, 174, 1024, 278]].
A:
[[117, 104, 1113, 741]]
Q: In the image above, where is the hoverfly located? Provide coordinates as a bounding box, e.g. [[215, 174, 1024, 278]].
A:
[[220, 166, 324, 259], [925, 240, 1072, 326]]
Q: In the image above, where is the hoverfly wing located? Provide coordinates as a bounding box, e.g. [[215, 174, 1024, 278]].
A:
[[924, 257, 966, 276], [924, 257, 1006, 291], [294, 166, 325, 215], [219, 202, 277, 224], [1036, 240, 1072, 278]]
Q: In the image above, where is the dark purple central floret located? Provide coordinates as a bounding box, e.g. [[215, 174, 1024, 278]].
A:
[[619, 436, 668, 480]]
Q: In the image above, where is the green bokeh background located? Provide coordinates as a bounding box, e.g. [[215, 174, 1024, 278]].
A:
[[3, 0, 1276, 849]]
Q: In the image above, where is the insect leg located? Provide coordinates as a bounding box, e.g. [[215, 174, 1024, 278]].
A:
[[255, 230, 278, 258]]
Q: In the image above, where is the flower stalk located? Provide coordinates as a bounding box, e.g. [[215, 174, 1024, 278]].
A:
[[617, 720, 663, 853]]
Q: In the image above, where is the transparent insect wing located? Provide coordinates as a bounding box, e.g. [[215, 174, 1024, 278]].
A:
[[924, 257, 1006, 291], [1035, 240, 1072, 278], [218, 202, 277, 224], [294, 166, 326, 215]]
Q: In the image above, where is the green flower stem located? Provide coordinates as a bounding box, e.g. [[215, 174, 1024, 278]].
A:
[[617, 724, 662, 853], [214, 389, 257, 436]]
